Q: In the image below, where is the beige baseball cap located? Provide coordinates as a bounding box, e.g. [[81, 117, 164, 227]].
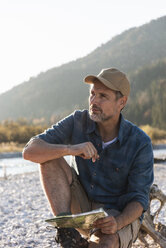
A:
[[84, 68, 130, 97]]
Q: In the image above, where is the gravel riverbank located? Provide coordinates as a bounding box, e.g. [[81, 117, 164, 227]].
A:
[[0, 163, 166, 248]]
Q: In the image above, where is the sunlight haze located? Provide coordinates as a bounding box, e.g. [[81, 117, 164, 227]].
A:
[[0, 0, 165, 94]]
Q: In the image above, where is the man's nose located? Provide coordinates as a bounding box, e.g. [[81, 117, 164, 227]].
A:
[[90, 95, 98, 104]]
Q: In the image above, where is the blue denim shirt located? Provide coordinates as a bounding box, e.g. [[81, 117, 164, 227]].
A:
[[37, 110, 154, 214]]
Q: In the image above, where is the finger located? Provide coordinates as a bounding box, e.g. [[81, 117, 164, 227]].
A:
[[85, 144, 96, 161], [94, 216, 114, 225], [92, 149, 99, 162], [101, 228, 116, 234], [101, 227, 114, 232], [81, 143, 93, 159], [80, 150, 91, 159], [88, 143, 99, 162], [79, 154, 87, 159], [81, 142, 99, 161], [87, 143, 95, 154], [88, 146, 94, 158], [95, 221, 115, 228], [94, 222, 115, 230], [94, 218, 116, 229], [84, 151, 92, 159]]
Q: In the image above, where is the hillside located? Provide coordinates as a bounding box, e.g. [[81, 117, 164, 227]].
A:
[[0, 16, 166, 128], [125, 59, 166, 129]]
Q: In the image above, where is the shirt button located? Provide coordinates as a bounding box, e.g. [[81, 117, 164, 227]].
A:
[[91, 184, 94, 189]]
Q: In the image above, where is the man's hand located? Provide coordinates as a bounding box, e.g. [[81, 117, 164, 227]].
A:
[[93, 216, 118, 234], [93, 202, 143, 235], [68, 142, 99, 162]]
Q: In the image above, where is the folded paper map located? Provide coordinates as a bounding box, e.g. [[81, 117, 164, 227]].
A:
[[45, 208, 108, 230]]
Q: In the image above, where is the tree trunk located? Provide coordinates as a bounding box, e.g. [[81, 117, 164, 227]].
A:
[[138, 184, 166, 247]]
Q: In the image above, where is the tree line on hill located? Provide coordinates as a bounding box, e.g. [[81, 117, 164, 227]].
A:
[[0, 16, 166, 132], [0, 59, 166, 145], [0, 117, 166, 145], [0, 119, 45, 144], [124, 59, 166, 130]]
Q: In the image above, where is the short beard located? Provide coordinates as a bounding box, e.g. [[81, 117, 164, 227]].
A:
[[89, 109, 113, 122]]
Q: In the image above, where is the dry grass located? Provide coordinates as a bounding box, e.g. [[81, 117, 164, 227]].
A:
[[0, 142, 25, 153], [0, 135, 166, 155], [140, 125, 166, 144]]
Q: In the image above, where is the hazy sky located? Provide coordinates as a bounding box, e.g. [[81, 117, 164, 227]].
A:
[[0, 0, 165, 94]]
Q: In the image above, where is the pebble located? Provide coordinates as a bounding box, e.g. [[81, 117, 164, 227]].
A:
[[0, 164, 165, 248]]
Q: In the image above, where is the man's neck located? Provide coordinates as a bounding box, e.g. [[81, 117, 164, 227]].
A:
[[97, 116, 120, 142]]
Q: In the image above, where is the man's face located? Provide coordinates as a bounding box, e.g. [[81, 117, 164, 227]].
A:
[[89, 81, 125, 123]]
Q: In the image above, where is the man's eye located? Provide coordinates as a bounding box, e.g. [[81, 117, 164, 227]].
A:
[[100, 94, 106, 98]]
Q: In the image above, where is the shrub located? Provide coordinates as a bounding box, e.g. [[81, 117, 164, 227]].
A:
[[0, 120, 46, 144], [140, 125, 166, 141]]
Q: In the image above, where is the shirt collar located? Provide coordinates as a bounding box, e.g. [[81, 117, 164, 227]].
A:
[[117, 114, 130, 145], [86, 112, 130, 144], [86, 113, 96, 134]]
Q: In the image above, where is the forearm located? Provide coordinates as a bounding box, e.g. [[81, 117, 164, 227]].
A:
[[22, 138, 70, 163], [115, 201, 143, 230], [23, 138, 99, 164]]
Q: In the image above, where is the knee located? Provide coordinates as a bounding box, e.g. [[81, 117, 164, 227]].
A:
[[40, 158, 72, 184], [40, 158, 61, 174], [41, 158, 59, 166], [91, 232, 119, 248], [110, 238, 119, 248], [106, 234, 119, 248]]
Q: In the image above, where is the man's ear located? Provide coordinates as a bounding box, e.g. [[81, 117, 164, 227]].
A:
[[120, 96, 128, 110], [121, 96, 127, 105]]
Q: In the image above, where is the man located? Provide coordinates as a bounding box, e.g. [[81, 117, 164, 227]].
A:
[[23, 68, 154, 248]]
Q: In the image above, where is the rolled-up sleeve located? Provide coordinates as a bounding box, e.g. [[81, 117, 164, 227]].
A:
[[118, 140, 154, 211], [36, 113, 74, 144]]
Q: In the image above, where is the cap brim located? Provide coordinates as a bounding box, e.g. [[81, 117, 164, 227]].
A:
[[84, 75, 98, 84], [84, 75, 119, 92]]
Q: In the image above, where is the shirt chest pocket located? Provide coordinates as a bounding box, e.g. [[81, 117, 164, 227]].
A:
[[103, 161, 128, 187]]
